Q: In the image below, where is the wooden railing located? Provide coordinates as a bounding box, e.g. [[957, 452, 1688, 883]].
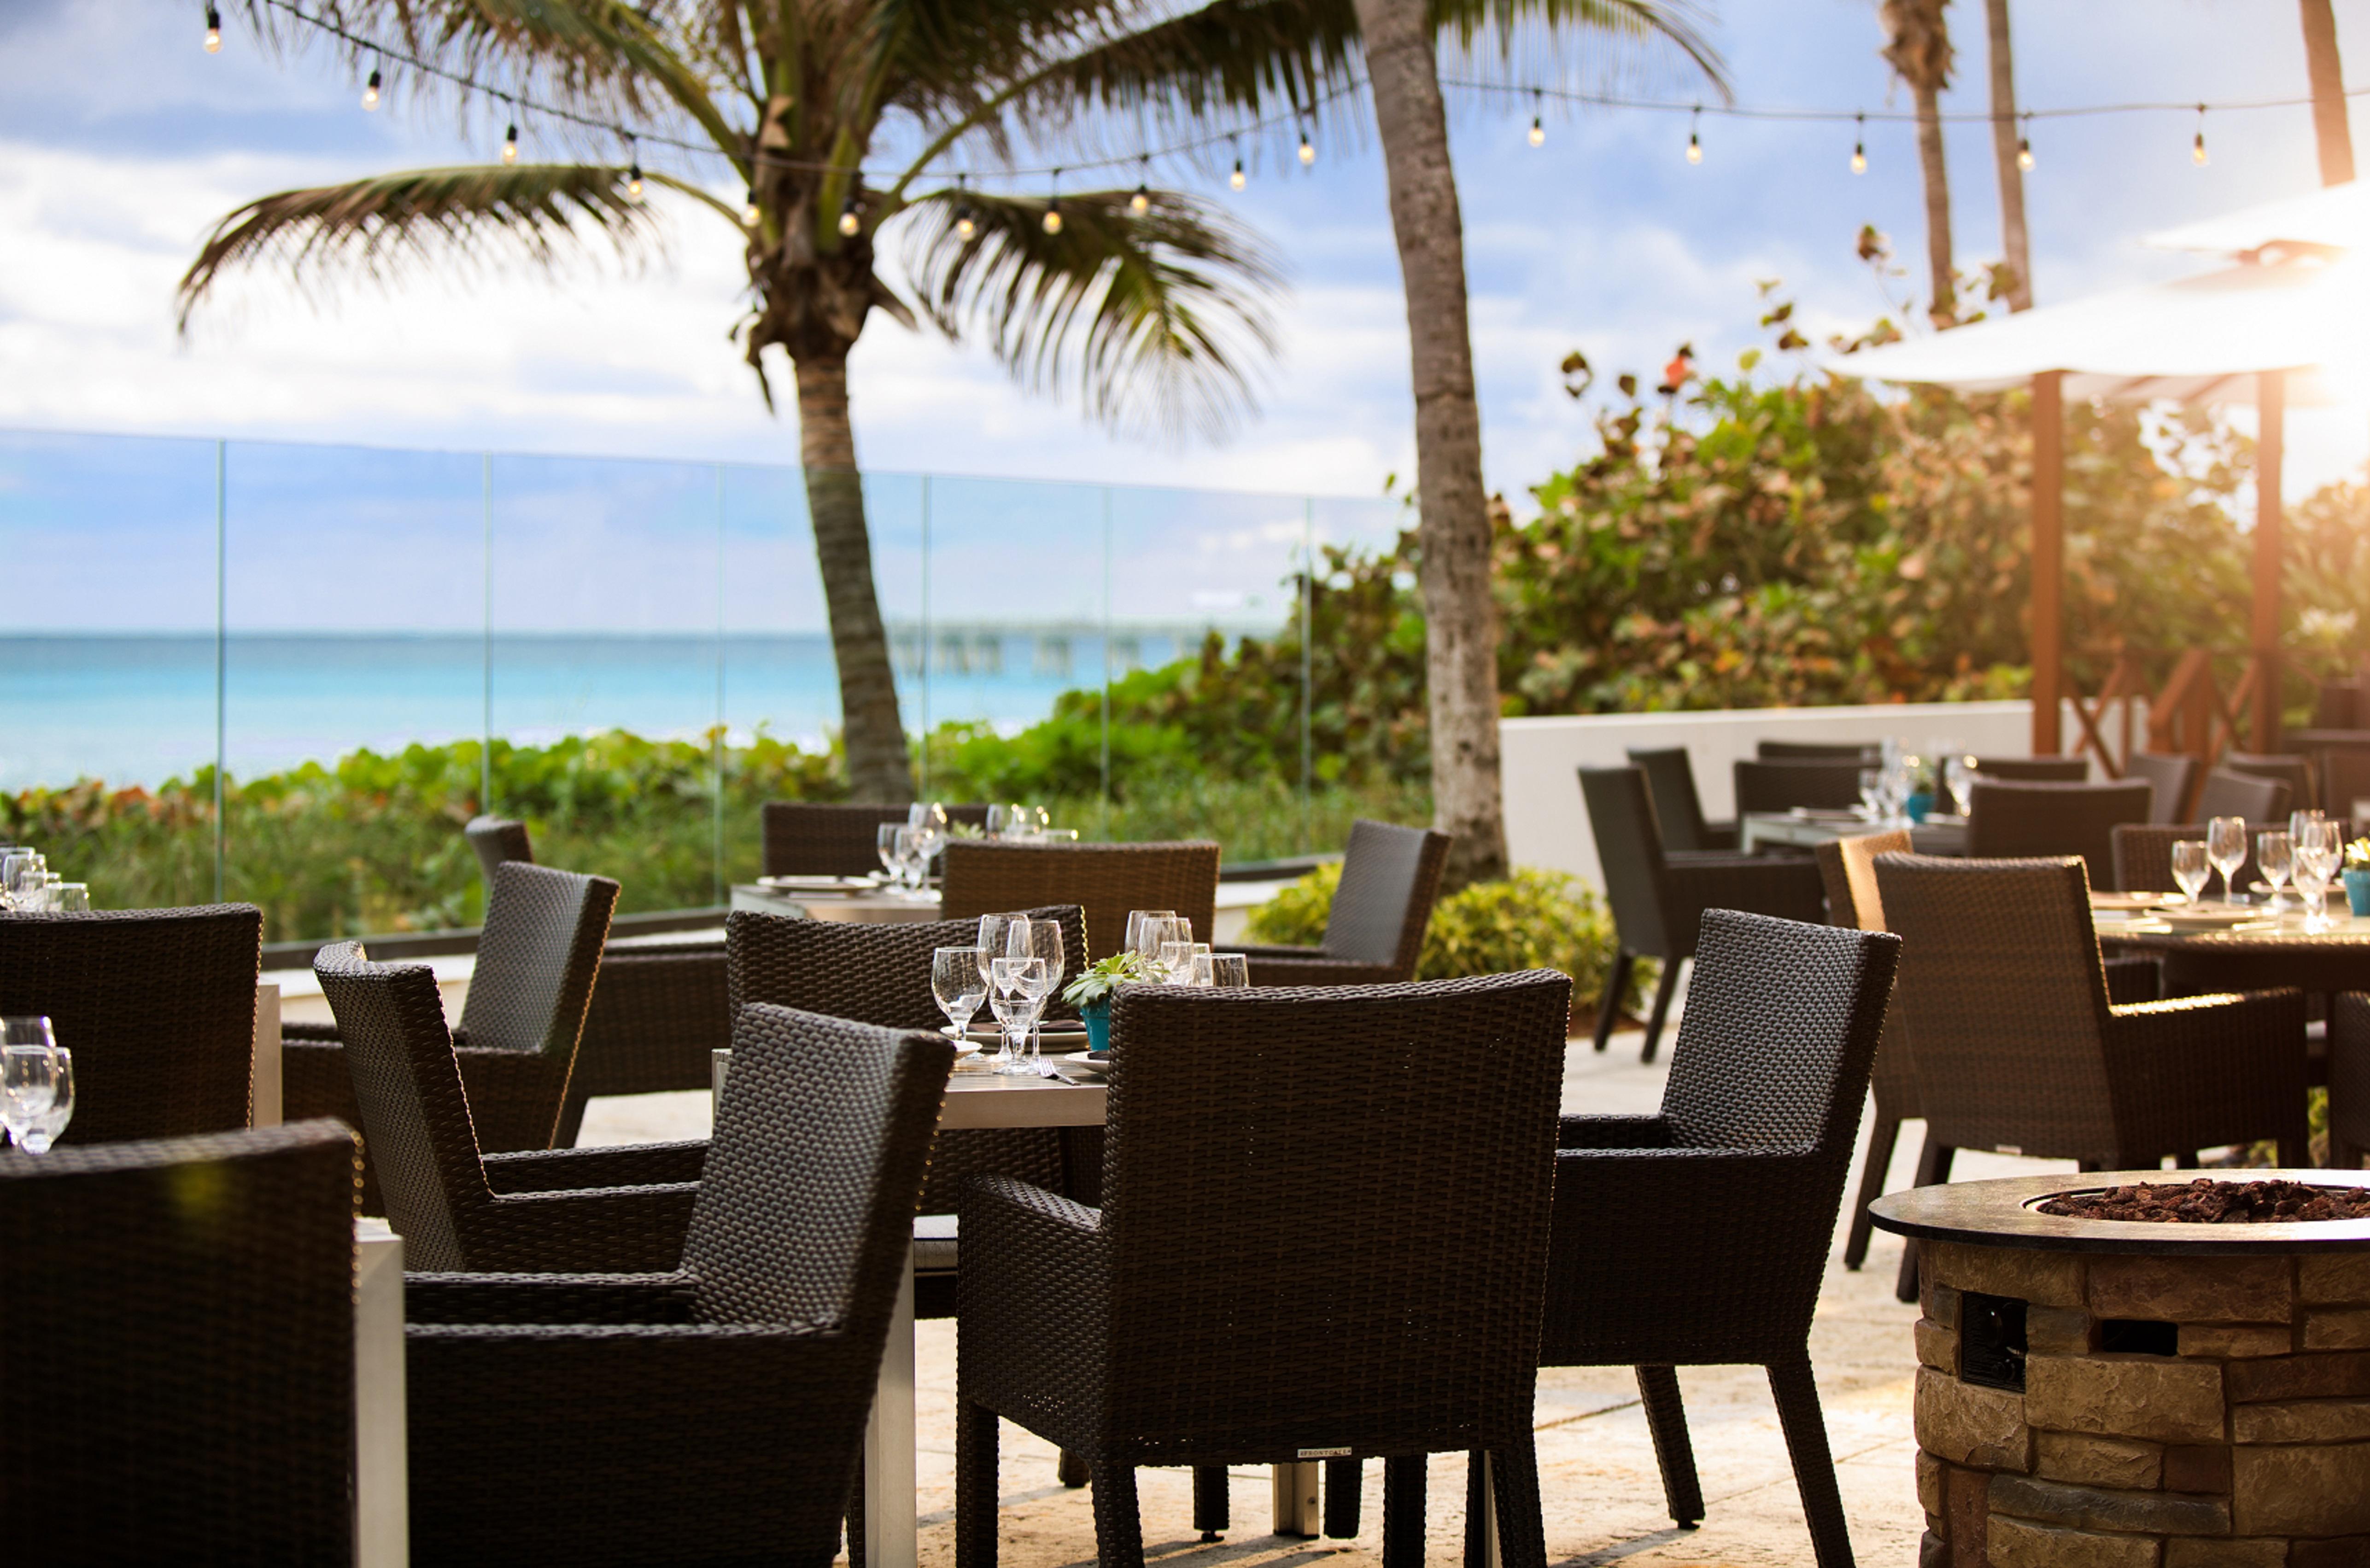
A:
[[2063, 648, 2275, 776]]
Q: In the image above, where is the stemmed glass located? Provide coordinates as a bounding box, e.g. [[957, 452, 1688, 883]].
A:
[[14, 1048, 72, 1152], [1856, 769, 1883, 822], [988, 956, 1046, 1075], [2256, 830, 2294, 909], [1943, 756, 1976, 818], [2170, 840, 2211, 905], [1016, 918, 1065, 1066], [976, 913, 1020, 988], [2, 850, 45, 909], [1141, 915, 1191, 972], [2206, 816, 2249, 905], [907, 803, 948, 881], [2294, 820, 2343, 930], [1124, 909, 1176, 959], [1, 1017, 63, 1151], [931, 947, 989, 1040], [878, 823, 907, 885], [1193, 952, 1251, 988]]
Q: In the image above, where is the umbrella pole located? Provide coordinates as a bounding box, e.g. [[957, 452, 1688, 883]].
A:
[[2031, 370, 2064, 755], [2253, 369, 2285, 753]]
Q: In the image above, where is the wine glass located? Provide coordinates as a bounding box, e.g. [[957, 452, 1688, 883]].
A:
[[2206, 816, 2248, 905], [2, 851, 45, 908], [1124, 909, 1176, 958], [1157, 939, 1195, 983], [1013, 919, 1065, 1063], [1944, 756, 1976, 818], [985, 804, 1010, 838], [1, 1033, 60, 1151], [988, 955, 1045, 1075], [878, 823, 906, 883], [1856, 769, 1883, 821], [976, 914, 1020, 987], [892, 826, 924, 891], [907, 803, 948, 876], [2170, 840, 2211, 905], [1002, 803, 1035, 843], [931, 947, 989, 1040], [2294, 821, 2342, 929], [2256, 830, 2294, 909], [1194, 952, 1251, 988], [49, 883, 88, 913], [17, 1047, 72, 1153]]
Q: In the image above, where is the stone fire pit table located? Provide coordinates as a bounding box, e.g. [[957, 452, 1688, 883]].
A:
[[1872, 1171, 2370, 1568]]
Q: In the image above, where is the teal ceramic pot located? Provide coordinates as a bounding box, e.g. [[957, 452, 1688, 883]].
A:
[[1906, 791, 1934, 824], [2345, 868, 2370, 917], [1080, 997, 1112, 1053]]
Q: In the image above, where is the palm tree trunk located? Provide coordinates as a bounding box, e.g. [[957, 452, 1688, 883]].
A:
[[795, 354, 915, 804], [1913, 77, 1955, 325], [2301, 0, 2355, 186], [1352, 0, 1508, 888], [1984, 0, 2032, 310]]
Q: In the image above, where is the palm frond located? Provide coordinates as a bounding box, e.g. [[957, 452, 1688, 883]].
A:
[[899, 185, 1283, 444], [176, 163, 676, 330], [1431, 0, 1730, 100]]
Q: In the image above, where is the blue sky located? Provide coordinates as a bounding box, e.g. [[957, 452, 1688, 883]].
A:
[[3, 0, 2367, 507]]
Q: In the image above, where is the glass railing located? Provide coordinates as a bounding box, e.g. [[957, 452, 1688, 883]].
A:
[[0, 428, 1404, 937]]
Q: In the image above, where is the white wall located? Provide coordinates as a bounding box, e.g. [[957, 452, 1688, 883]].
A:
[[1502, 701, 2101, 887]]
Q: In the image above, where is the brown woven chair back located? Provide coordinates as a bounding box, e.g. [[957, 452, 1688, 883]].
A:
[[2119, 752, 2200, 823], [1625, 747, 1719, 852], [464, 814, 534, 884], [1733, 758, 1865, 814], [0, 904, 262, 1143], [1320, 817, 1451, 972], [312, 940, 497, 1271], [2323, 746, 2370, 819], [940, 840, 1218, 964], [1099, 969, 1572, 1443], [1814, 829, 1912, 933], [1, 1121, 358, 1560], [1758, 739, 1880, 762], [2196, 768, 2291, 824], [1580, 766, 1674, 955], [2224, 752, 2313, 810], [688, 1001, 953, 1330], [1872, 854, 2119, 1158], [1966, 778, 2153, 873], [1971, 755, 2089, 782], [2112, 823, 2259, 897], [460, 861, 618, 1056], [761, 801, 993, 877]]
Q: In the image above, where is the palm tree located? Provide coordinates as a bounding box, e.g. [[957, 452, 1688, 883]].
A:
[[1880, 0, 1957, 326], [2300, 0, 2355, 186], [1982, 0, 2031, 310], [179, 0, 1288, 804]]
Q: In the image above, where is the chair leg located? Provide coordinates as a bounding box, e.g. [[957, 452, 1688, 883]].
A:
[[1593, 950, 1635, 1053], [1192, 1466, 1228, 1540], [1382, 1455, 1426, 1568], [1634, 1365, 1704, 1528], [955, 1398, 998, 1568], [1842, 1115, 1901, 1271], [1324, 1457, 1362, 1539], [1463, 1455, 1489, 1568], [1895, 1137, 1954, 1304], [847, 1451, 867, 1568], [2334, 1131, 2363, 1170], [1767, 1359, 1855, 1568], [2173, 1151, 2200, 1169], [1089, 1457, 1146, 1568], [1058, 1450, 1089, 1488], [1639, 959, 1683, 1065], [1486, 1437, 1548, 1568]]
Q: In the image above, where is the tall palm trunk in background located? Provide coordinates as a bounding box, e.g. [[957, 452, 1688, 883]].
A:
[[795, 357, 910, 801], [2301, 0, 2356, 186], [1352, 0, 1507, 888], [1984, 0, 2031, 310], [1882, 0, 1958, 325]]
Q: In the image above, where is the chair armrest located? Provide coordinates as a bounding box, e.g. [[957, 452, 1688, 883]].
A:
[[1700, 821, 1740, 851], [1558, 1113, 1672, 1150], [2104, 988, 2309, 1158], [484, 1141, 708, 1193], [480, 1183, 701, 1273], [2103, 953, 2161, 1006], [958, 1175, 1105, 1418], [1664, 857, 1827, 929], [281, 1020, 343, 1042], [405, 1271, 698, 1326]]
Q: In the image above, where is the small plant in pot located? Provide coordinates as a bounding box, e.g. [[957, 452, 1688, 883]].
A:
[[1062, 951, 1153, 1053], [2344, 838, 2370, 917]]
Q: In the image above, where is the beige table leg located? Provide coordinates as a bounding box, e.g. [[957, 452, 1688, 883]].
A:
[[1271, 1462, 1323, 1536], [252, 981, 281, 1127], [354, 1218, 408, 1568], [863, 1252, 919, 1568]]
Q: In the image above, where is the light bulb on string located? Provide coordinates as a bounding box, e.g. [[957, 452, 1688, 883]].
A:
[[1528, 89, 1545, 147], [1129, 157, 1151, 215], [1042, 169, 1063, 235], [362, 61, 382, 110], [500, 111, 518, 164], [1230, 136, 1246, 191], [204, 6, 222, 52], [838, 193, 861, 237], [1685, 105, 1702, 164], [743, 188, 760, 227], [1850, 112, 1866, 174], [2193, 105, 2209, 166], [625, 139, 644, 201], [1297, 124, 1315, 165], [954, 175, 975, 240], [2018, 134, 2034, 172]]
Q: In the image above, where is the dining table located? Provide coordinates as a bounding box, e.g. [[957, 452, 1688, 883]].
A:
[[729, 877, 947, 925], [1738, 809, 1969, 857], [2094, 895, 2370, 996]]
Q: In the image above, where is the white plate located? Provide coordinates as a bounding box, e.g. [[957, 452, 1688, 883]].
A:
[[1059, 1050, 1110, 1074]]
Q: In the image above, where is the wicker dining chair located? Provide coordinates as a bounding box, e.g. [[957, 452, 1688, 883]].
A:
[[1965, 779, 2154, 875], [2111, 823, 2262, 898], [402, 1004, 954, 1568], [2196, 767, 2293, 825], [2120, 751, 2200, 823], [1758, 740, 1881, 762], [761, 800, 994, 877], [1223, 818, 1450, 985], [1580, 765, 1826, 1063], [957, 969, 1574, 1568], [1626, 746, 1736, 851], [1814, 830, 1918, 1273], [0, 903, 262, 1142], [313, 940, 707, 1272], [287, 862, 617, 1184], [1969, 755, 2089, 782], [459, 814, 731, 1137], [2326, 993, 2370, 1167], [5, 1120, 361, 1560], [1543, 910, 1897, 1567], [1732, 758, 1867, 815], [1873, 853, 2309, 1301], [2223, 751, 2314, 812], [941, 839, 1219, 965]]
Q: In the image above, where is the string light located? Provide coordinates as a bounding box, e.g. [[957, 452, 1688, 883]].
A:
[[1129, 157, 1151, 215], [2018, 115, 2035, 171], [954, 175, 975, 240], [1042, 169, 1062, 234], [1528, 89, 1545, 147], [1850, 111, 1866, 174], [1230, 136, 1246, 191], [203, 6, 222, 52], [626, 138, 644, 201], [742, 187, 760, 226], [2193, 104, 2209, 165], [362, 59, 381, 111], [838, 192, 861, 236], [1297, 124, 1315, 165], [1685, 105, 1702, 164], [500, 108, 518, 164]]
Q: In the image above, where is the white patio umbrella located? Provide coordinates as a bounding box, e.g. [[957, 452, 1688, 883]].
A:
[[2143, 179, 2370, 256], [1837, 251, 2370, 753]]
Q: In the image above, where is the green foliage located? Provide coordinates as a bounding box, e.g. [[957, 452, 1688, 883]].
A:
[[1063, 950, 1153, 1009]]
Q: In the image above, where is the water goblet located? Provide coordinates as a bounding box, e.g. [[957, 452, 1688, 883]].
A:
[[1193, 952, 1252, 988], [2256, 830, 2294, 909], [1, 1032, 59, 1150], [1013, 919, 1065, 1064], [988, 956, 1045, 1075], [1944, 756, 1976, 817], [49, 883, 88, 913], [985, 804, 1010, 838], [1856, 769, 1882, 821], [1157, 939, 1197, 984], [878, 823, 905, 882], [2206, 816, 2248, 904], [1124, 910, 1176, 959], [891, 826, 924, 891], [2295, 821, 2342, 929], [976, 914, 1020, 986], [17, 1047, 71, 1153], [931, 947, 989, 1040], [907, 802, 948, 875], [2170, 840, 2211, 905]]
